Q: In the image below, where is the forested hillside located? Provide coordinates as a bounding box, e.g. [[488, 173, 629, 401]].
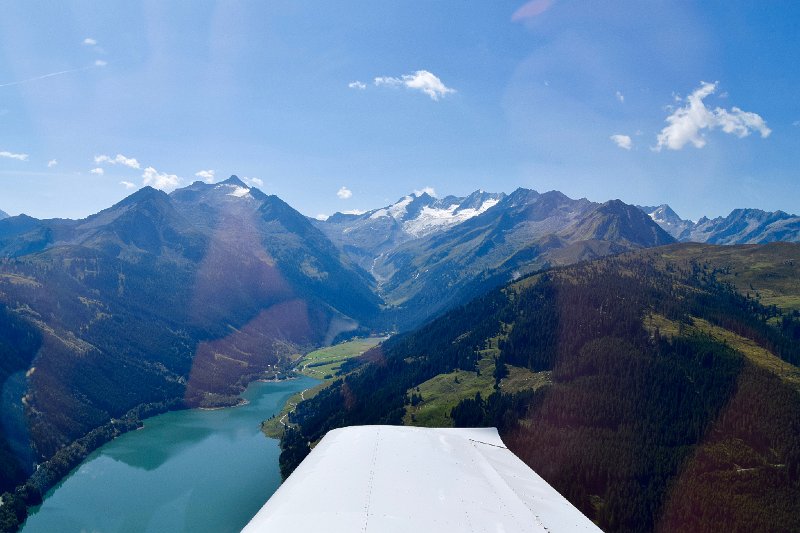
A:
[[281, 242, 800, 532]]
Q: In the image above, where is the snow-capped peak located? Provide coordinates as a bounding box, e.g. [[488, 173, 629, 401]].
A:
[[361, 191, 504, 237], [643, 204, 683, 226]]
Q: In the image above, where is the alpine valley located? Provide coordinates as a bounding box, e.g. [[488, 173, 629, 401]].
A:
[[0, 178, 799, 532]]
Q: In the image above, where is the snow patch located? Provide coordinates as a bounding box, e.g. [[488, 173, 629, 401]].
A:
[[403, 198, 499, 237], [370, 195, 413, 220], [215, 183, 253, 199]]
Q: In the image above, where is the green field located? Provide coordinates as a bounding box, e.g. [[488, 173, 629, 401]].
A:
[[261, 336, 385, 438], [654, 242, 800, 311], [296, 337, 385, 379], [403, 340, 551, 427]]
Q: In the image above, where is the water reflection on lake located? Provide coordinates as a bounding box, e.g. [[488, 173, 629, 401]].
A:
[[22, 376, 318, 533]]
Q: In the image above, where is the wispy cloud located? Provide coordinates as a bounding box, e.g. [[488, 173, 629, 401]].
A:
[[610, 134, 632, 150], [94, 153, 141, 169], [243, 176, 264, 188], [374, 70, 455, 101], [655, 81, 771, 151], [120, 181, 136, 190], [511, 0, 554, 22], [47, 159, 58, 168], [337, 186, 353, 199], [94, 60, 107, 67], [142, 166, 180, 191], [195, 169, 215, 183], [341, 209, 366, 215], [616, 91, 625, 103], [348, 81, 367, 90], [413, 186, 437, 197], [90, 167, 104, 175], [315, 213, 329, 221], [0, 150, 29, 161], [83, 37, 107, 56]]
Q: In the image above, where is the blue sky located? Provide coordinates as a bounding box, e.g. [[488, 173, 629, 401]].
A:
[[1, 1, 798, 221]]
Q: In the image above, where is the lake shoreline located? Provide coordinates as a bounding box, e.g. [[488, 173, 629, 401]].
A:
[[21, 376, 320, 533]]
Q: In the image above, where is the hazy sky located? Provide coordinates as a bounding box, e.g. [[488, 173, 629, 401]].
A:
[[1, 1, 798, 221]]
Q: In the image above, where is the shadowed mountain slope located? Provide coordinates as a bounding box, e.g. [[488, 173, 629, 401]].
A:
[[282, 242, 800, 532], [0, 177, 380, 501]]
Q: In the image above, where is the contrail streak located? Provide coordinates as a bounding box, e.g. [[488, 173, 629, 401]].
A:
[[0, 64, 98, 88]]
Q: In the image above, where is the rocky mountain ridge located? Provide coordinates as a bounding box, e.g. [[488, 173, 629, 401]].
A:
[[639, 204, 800, 244]]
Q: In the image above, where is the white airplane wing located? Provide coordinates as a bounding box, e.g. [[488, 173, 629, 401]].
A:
[[244, 425, 601, 532]]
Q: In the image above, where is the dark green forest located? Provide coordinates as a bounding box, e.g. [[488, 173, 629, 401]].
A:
[[281, 245, 800, 532]]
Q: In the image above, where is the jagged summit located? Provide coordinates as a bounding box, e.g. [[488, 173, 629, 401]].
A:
[[505, 187, 541, 207], [643, 204, 683, 225], [115, 185, 167, 206], [220, 175, 247, 187]]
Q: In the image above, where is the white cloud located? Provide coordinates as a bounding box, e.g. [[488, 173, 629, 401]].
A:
[[94, 153, 141, 169], [715, 107, 771, 138], [83, 38, 97, 46], [374, 70, 455, 101], [337, 186, 353, 200], [655, 82, 771, 151], [94, 60, 107, 67], [195, 169, 215, 183], [120, 181, 136, 189], [116, 155, 140, 168], [341, 209, 366, 215], [348, 81, 367, 90], [90, 167, 104, 175], [610, 134, 632, 150], [142, 166, 180, 191], [315, 214, 329, 221], [0, 150, 29, 161], [616, 91, 624, 103], [413, 186, 437, 197], [243, 176, 264, 188], [47, 159, 58, 168], [793, 120, 800, 127]]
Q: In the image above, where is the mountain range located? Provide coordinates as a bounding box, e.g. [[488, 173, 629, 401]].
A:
[[0, 179, 799, 531], [639, 204, 800, 244], [316, 188, 673, 328], [314, 190, 504, 271]]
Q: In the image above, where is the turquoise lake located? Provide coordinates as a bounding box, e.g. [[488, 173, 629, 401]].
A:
[[21, 376, 318, 533]]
